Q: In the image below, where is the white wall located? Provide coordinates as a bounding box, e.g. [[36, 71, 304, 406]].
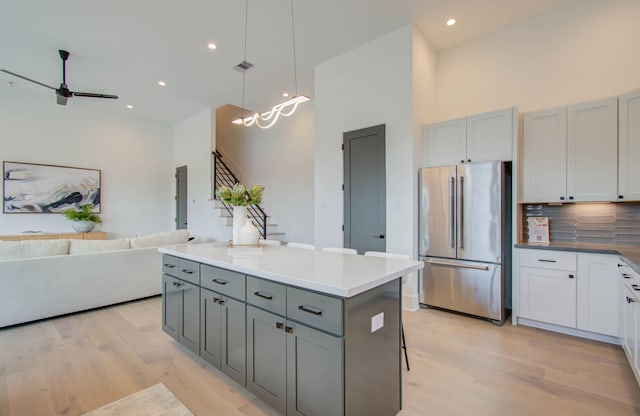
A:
[[215, 103, 315, 244], [436, 0, 640, 120], [172, 108, 227, 241], [0, 89, 173, 238], [315, 25, 437, 309]]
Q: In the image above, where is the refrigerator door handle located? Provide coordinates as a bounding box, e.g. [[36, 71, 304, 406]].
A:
[[425, 258, 489, 271], [449, 176, 455, 248], [459, 175, 464, 249]]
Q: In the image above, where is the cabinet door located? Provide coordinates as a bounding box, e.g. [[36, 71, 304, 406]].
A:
[[200, 289, 222, 368], [519, 266, 576, 327], [180, 280, 200, 355], [246, 305, 287, 415], [619, 88, 640, 201], [424, 117, 466, 167], [521, 107, 567, 203], [567, 97, 618, 202], [221, 296, 246, 387], [576, 254, 618, 336], [622, 285, 635, 359], [162, 275, 181, 341], [286, 321, 344, 416], [466, 108, 513, 163]]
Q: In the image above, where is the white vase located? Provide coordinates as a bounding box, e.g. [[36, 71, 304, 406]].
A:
[[232, 205, 248, 245], [238, 220, 260, 246]]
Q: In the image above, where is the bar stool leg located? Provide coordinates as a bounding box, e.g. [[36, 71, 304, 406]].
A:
[[401, 323, 410, 371]]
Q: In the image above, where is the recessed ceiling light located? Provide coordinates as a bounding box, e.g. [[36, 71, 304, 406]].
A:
[[446, 18, 456, 26], [208, 43, 217, 50], [158, 81, 166, 86], [282, 92, 289, 97], [127, 105, 133, 109]]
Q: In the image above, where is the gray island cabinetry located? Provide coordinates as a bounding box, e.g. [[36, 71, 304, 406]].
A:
[[159, 243, 423, 416]]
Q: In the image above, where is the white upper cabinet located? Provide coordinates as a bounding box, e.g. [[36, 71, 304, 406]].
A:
[[521, 107, 567, 203], [424, 117, 466, 167], [521, 96, 618, 203], [466, 108, 514, 163], [567, 97, 618, 202], [423, 107, 514, 167], [619, 88, 640, 201]]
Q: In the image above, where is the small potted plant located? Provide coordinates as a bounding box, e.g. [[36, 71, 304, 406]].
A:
[[62, 204, 102, 233], [216, 184, 264, 245]]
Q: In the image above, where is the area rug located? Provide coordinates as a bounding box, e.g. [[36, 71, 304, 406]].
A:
[[81, 383, 194, 416]]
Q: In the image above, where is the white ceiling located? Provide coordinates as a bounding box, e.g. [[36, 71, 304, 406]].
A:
[[0, 0, 576, 124]]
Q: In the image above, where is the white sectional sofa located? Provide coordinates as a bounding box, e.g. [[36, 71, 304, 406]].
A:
[[0, 230, 189, 327]]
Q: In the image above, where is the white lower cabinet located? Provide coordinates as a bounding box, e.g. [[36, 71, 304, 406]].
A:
[[517, 249, 618, 338], [619, 262, 640, 385]]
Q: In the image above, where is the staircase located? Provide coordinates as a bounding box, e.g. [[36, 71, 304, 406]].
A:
[[212, 151, 285, 241]]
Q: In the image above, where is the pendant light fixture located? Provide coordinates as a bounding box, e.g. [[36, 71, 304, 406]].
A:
[[232, 0, 310, 129]]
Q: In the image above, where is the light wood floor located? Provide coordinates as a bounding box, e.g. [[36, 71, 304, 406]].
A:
[[1, 297, 639, 416]]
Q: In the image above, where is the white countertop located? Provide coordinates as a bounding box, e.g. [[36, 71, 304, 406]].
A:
[[159, 243, 424, 298]]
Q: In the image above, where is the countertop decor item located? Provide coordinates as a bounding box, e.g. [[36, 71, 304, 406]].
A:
[[62, 203, 102, 233], [216, 184, 265, 245]]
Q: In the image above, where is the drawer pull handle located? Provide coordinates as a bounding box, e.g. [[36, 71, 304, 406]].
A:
[[164, 264, 176, 268], [298, 305, 323, 316], [633, 284, 640, 292], [276, 322, 284, 329], [254, 291, 273, 300], [182, 269, 194, 274], [623, 274, 631, 279], [284, 326, 293, 333], [568, 274, 574, 279], [537, 259, 556, 263], [212, 279, 227, 285]]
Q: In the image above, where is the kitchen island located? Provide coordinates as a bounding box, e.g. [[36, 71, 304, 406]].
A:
[[159, 242, 423, 416]]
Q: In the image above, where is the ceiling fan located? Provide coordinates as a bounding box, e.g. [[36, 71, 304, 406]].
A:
[[1, 49, 118, 106]]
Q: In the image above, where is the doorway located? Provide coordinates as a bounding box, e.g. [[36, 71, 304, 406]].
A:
[[176, 166, 187, 230], [343, 124, 386, 254]]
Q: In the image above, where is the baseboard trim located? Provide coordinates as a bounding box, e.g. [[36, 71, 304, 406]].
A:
[[516, 317, 620, 345]]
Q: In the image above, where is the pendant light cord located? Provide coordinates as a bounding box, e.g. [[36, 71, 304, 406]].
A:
[[240, 0, 249, 118], [290, 0, 298, 97]]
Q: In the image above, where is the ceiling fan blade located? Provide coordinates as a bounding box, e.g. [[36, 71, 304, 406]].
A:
[[1, 69, 56, 90], [56, 94, 68, 106], [72, 91, 118, 99]]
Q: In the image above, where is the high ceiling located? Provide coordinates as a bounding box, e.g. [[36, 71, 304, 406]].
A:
[[0, 0, 576, 124]]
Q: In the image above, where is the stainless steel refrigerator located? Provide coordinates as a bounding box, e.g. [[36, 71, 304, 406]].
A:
[[418, 161, 511, 323]]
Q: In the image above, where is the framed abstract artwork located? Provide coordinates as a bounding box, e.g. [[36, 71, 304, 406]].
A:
[[3, 161, 101, 213]]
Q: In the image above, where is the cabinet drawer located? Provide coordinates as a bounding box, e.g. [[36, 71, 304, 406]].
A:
[[201, 264, 246, 300], [179, 259, 200, 285], [287, 287, 343, 336], [162, 255, 180, 277], [246, 276, 286, 316], [519, 250, 576, 271]]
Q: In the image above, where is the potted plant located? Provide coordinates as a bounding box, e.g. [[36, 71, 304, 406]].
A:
[[216, 184, 264, 245], [62, 204, 102, 233]]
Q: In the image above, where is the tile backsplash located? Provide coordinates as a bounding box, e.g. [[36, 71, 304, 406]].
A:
[[523, 203, 640, 245]]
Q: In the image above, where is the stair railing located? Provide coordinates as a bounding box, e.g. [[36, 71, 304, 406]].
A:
[[213, 151, 268, 239]]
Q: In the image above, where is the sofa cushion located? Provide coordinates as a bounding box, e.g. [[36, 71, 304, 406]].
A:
[[130, 230, 189, 249], [0, 239, 70, 260], [0, 241, 22, 260], [69, 238, 131, 254]]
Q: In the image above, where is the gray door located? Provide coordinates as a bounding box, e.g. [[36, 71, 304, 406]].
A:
[[176, 166, 188, 230], [200, 288, 222, 368], [246, 305, 287, 415], [343, 125, 386, 254], [286, 321, 343, 416], [221, 296, 246, 387], [162, 275, 181, 341]]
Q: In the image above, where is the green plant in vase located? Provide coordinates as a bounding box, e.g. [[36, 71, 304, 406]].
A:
[[62, 204, 102, 233], [216, 184, 265, 245]]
